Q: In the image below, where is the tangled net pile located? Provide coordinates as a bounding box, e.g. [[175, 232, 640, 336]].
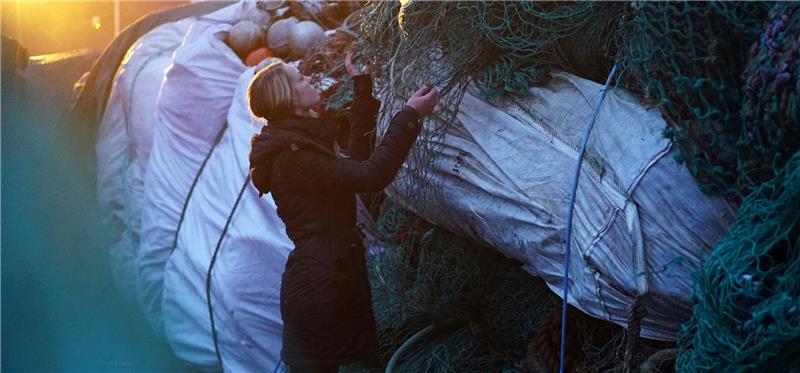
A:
[[353, 1, 799, 202], [348, 200, 676, 373], [738, 4, 800, 197], [661, 4, 800, 370], [316, 1, 800, 371], [617, 1, 792, 200], [357, 199, 559, 372], [676, 150, 800, 371]]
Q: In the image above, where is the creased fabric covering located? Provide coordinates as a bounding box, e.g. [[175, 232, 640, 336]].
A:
[[384, 71, 736, 341], [96, 17, 194, 305], [162, 66, 292, 373], [138, 1, 255, 366]]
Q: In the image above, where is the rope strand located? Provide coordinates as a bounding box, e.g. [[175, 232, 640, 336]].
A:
[[559, 62, 617, 373]]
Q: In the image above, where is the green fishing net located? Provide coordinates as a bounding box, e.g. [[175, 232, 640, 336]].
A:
[[348, 200, 677, 373], [355, 199, 559, 372], [738, 3, 800, 196], [676, 150, 800, 372], [617, 1, 775, 199], [342, 2, 800, 371]]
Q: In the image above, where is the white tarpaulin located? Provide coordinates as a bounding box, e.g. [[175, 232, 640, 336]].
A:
[[96, 18, 195, 302], [138, 1, 253, 339], [161, 65, 290, 372], [382, 71, 737, 341]]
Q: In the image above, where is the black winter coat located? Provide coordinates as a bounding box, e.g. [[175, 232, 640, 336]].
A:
[[248, 75, 422, 366]]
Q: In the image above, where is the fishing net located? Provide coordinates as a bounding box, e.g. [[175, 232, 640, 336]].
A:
[[343, 200, 679, 373], [315, 2, 800, 371], [738, 3, 800, 194], [676, 150, 800, 372], [616, 1, 773, 199], [346, 199, 559, 372], [361, 1, 622, 98]]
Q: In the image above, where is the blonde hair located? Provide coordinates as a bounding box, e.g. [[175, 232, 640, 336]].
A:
[[247, 61, 293, 121]]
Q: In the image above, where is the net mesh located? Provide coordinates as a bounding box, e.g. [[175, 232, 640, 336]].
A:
[[300, 2, 800, 371], [676, 150, 800, 371], [354, 199, 559, 372], [738, 3, 800, 196], [616, 1, 778, 199]]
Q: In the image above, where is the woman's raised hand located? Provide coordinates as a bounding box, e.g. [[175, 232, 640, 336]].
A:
[[345, 50, 371, 77], [406, 83, 438, 117]]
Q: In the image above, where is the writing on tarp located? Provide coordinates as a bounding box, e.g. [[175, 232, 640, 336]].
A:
[[452, 151, 469, 176]]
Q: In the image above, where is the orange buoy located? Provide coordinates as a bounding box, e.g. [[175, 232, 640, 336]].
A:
[[245, 47, 275, 67]]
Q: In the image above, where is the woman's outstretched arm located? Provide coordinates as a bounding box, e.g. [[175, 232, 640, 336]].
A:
[[286, 107, 422, 193]]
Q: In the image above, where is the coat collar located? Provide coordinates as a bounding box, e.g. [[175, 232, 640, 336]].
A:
[[266, 114, 342, 151]]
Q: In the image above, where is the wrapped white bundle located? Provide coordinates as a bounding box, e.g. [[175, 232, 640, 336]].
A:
[[381, 71, 737, 341], [138, 0, 254, 346], [95, 17, 195, 303], [161, 67, 290, 372]]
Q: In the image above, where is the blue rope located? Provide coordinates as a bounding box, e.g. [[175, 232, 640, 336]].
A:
[[558, 63, 617, 373], [206, 174, 251, 371]]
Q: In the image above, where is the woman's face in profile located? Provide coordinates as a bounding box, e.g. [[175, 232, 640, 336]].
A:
[[283, 65, 321, 111]]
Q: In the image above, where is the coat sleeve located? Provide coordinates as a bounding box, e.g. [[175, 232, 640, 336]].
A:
[[346, 75, 381, 161], [287, 108, 422, 193]]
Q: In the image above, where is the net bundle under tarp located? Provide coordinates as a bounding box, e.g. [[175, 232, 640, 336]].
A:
[[676, 150, 800, 371], [345, 1, 800, 371], [617, 1, 780, 199], [357, 1, 796, 202]]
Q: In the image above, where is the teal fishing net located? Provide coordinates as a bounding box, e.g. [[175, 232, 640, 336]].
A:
[[359, 199, 559, 372], [333, 2, 800, 371], [676, 150, 800, 371], [617, 1, 775, 199], [738, 3, 800, 195]]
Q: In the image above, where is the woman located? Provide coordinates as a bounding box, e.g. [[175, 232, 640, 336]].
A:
[[247, 52, 438, 373]]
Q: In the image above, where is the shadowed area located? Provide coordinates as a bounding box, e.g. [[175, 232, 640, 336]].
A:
[[1, 39, 197, 372]]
